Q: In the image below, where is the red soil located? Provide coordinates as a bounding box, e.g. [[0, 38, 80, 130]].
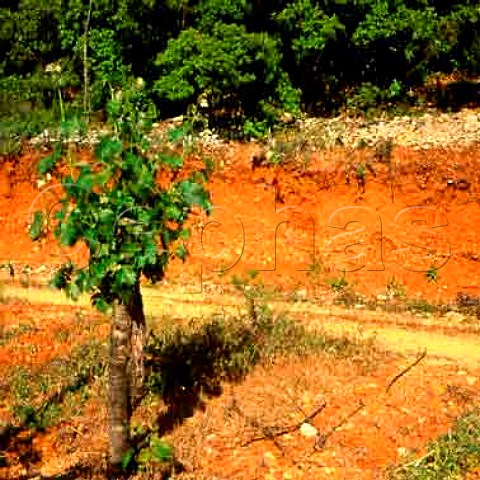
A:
[[0, 143, 480, 478], [2, 144, 479, 302]]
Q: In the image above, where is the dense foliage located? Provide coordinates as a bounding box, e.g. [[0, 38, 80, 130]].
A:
[[30, 88, 210, 310], [1, 0, 479, 136]]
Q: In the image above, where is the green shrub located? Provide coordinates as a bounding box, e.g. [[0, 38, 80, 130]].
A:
[[193, 0, 251, 31], [326, 272, 349, 292], [154, 22, 299, 137]]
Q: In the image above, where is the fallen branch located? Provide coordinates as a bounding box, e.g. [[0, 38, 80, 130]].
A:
[[386, 349, 427, 393], [295, 401, 366, 466], [234, 398, 326, 453], [314, 400, 366, 450]]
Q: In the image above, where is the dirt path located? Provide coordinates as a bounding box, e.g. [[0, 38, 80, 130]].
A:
[[4, 284, 480, 368]]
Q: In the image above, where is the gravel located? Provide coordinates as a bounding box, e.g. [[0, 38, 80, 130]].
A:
[[28, 108, 480, 151], [299, 109, 480, 150]]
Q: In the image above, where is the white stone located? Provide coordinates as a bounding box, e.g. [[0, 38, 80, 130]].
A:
[[466, 376, 477, 386], [300, 422, 318, 438]]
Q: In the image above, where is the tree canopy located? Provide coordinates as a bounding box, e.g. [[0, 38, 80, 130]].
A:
[[1, 0, 479, 136]]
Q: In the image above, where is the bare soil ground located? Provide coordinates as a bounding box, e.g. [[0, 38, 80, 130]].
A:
[[0, 295, 479, 479], [0, 137, 480, 479]]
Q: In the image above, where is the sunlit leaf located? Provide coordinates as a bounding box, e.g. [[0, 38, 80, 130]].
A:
[[179, 180, 210, 209], [29, 211, 45, 241], [175, 243, 188, 261]]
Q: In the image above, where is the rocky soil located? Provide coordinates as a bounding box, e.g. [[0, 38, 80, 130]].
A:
[[299, 108, 480, 150], [27, 108, 480, 153]]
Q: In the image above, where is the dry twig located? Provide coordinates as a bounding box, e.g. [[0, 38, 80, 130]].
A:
[[230, 396, 326, 456], [386, 349, 427, 393]]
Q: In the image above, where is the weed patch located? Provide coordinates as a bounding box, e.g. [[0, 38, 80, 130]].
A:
[[144, 284, 373, 436], [3, 340, 106, 430], [389, 406, 480, 479], [0, 323, 36, 346], [405, 298, 436, 315], [456, 292, 480, 320]]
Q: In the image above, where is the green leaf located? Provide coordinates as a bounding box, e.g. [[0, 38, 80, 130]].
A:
[[179, 228, 190, 240], [38, 149, 62, 175], [96, 208, 115, 225], [63, 177, 80, 199], [138, 447, 154, 465], [143, 242, 158, 265], [66, 281, 81, 301], [77, 174, 94, 193], [91, 295, 110, 313], [54, 204, 67, 222], [115, 266, 137, 288], [166, 205, 182, 221], [175, 243, 188, 262], [74, 269, 90, 292], [167, 126, 185, 144], [248, 269, 259, 280], [60, 119, 81, 139], [29, 211, 45, 241], [140, 138, 150, 151], [426, 266, 439, 283], [107, 100, 122, 122], [50, 263, 74, 290], [162, 229, 172, 247], [95, 138, 123, 163], [159, 152, 183, 169], [59, 217, 79, 247], [151, 436, 173, 463], [121, 448, 135, 471], [179, 180, 210, 209]]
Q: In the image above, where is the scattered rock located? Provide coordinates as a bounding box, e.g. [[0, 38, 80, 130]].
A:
[[260, 451, 277, 468], [300, 109, 480, 150], [466, 376, 478, 386], [397, 447, 409, 457], [295, 288, 308, 301], [444, 311, 465, 322], [300, 422, 318, 438]]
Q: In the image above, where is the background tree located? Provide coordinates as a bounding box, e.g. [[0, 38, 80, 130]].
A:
[[1, 0, 480, 139], [30, 83, 211, 472], [154, 21, 300, 137]]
